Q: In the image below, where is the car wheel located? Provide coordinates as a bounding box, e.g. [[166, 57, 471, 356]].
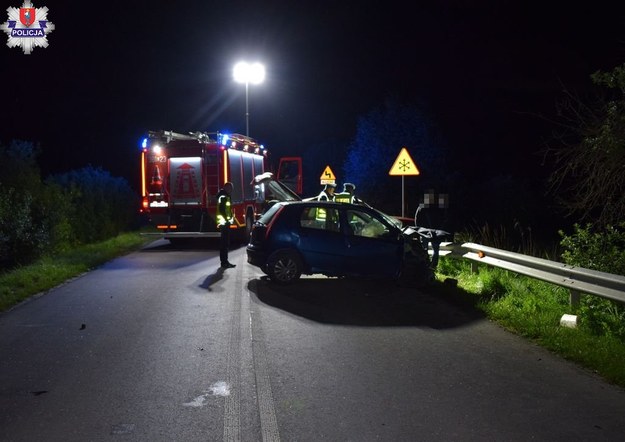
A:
[[267, 250, 302, 284]]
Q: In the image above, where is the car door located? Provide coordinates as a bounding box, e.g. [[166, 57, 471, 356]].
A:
[[342, 207, 403, 277], [296, 205, 349, 274]]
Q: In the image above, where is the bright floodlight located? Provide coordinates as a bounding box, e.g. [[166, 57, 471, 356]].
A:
[[233, 61, 265, 85], [233, 61, 266, 136]]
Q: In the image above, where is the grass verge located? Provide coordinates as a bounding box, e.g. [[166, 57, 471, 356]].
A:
[[0, 231, 153, 313], [433, 257, 625, 389]]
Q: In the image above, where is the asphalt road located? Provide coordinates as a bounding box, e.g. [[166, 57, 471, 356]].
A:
[[1, 239, 624, 441]]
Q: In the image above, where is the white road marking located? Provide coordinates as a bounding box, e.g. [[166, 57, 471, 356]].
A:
[[210, 381, 231, 397], [223, 256, 243, 441], [220, 254, 281, 441], [250, 309, 281, 442], [183, 394, 209, 408], [244, 261, 281, 442], [183, 381, 232, 407]]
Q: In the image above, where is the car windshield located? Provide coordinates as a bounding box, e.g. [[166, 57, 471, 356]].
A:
[[373, 208, 403, 229]]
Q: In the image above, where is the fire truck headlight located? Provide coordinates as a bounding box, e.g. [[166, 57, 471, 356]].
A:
[[153, 145, 162, 155]]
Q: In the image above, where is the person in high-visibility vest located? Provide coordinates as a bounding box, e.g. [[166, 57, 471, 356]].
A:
[[317, 183, 336, 201], [217, 182, 236, 269], [315, 183, 336, 225], [335, 182, 360, 204]]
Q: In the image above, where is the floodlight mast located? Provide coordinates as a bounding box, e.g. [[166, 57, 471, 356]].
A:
[[233, 61, 265, 136]]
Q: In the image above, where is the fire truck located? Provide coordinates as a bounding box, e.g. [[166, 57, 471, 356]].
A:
[[140, 130, 302, 242]]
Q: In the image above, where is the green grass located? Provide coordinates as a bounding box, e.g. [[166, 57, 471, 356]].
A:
[[0, 231, 153, 312], [434, 257, 625, 388]]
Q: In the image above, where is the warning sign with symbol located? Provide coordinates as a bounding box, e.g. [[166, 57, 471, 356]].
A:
[[319, 165, 336, 184], [389, 147, 420, 176]]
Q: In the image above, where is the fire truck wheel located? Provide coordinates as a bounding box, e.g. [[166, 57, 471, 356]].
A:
[[266, 249, 302, 284]]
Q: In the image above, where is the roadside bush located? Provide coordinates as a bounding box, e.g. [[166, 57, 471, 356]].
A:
[[559, 223, 625, 340], [560, 223, 625, 275], [51, 166, 138, 244], [39, 181, 75, 254], [0, 188, 49, 267], [0, 140, 50, 267], [0, 139, 140, 269]]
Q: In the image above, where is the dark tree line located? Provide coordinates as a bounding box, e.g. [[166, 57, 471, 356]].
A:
[[0, 140, 138, 270], [545, 63, 625, 228]]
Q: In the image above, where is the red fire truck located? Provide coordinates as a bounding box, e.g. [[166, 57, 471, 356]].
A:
[[140, 130, 302, 242]]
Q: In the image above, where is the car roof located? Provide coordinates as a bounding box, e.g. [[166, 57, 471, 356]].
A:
[[265, 200, 404, 230], [277, 200, 377, 211], [277, 200, 393, 217]]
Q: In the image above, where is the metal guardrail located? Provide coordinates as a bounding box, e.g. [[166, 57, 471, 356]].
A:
[[436, 242, 625, 306]]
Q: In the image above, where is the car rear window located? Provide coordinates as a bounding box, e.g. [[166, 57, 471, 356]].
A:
[[258, 203, 283, 224], [264, 180, 300, 202]]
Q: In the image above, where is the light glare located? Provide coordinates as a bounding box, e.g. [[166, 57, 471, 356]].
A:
[[233, 61, 265, 85]]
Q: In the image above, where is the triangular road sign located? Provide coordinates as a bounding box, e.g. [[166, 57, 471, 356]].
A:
[[389, 147, 420, 176], [319, 165, 336, 184]]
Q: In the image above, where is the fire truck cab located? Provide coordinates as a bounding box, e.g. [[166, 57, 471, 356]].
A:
[[141, 130, 301, 242]]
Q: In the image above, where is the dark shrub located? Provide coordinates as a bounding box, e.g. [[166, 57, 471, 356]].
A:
[[51, 166, 138, 244], [560, 223, 625, 340]]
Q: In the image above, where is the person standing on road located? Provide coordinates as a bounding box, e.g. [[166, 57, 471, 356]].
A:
[[217, 182, 236, 269], [335, 182, 360, 204], [415, 190, 453, 269], [317, 183, 336, 201]]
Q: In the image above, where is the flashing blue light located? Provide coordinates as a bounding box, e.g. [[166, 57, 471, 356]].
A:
[[220, 134, 230, 145], [260, 144, 265, 150], [141, 137, 148, 149]]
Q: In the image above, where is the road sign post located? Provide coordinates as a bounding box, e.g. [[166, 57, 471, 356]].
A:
[[388, 147, 420, 218]]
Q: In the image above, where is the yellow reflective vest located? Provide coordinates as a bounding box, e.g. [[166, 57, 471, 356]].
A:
[[217, 191, 233, 226]]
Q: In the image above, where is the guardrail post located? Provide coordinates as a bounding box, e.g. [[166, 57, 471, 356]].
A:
[[471, 262, 478, 274], [569, 289, 581, 307]]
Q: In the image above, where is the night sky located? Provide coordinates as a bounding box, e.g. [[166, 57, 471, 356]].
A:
[[2, 1, 625, 194]]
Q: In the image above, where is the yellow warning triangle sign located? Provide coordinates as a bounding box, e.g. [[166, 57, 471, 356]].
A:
[[319, 165, 336, 184], [389, 147, 420, 176]]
